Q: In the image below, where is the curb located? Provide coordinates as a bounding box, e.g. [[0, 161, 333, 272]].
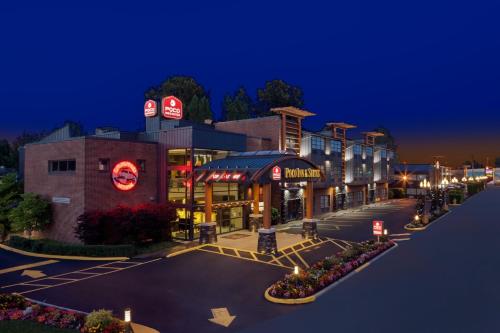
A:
[[0, 243, 129, 261], [264, 242, 398, 305], [404, 210, 451, 232], [166, 245, 205, 258]]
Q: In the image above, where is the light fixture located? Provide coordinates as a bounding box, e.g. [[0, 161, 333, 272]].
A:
[[124, 308, 131, 323], [383, 229, 388, 236], [414, 215, 420, 221], [294, 266, 299, 275]]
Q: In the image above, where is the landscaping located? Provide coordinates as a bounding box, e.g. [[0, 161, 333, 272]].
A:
[[0, 293, 126, 333], [266, 240, 395, 302]]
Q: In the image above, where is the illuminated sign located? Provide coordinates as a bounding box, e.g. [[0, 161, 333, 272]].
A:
[[373, 220, 383, 236], [284, 168, 321, 179], [112, 161, 138, 191], [161, 96, 183, 120], [144, 100, 157, 117], [272, 166, 281, 180]]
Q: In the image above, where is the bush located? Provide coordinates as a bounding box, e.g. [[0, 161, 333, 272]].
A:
[[83, 310, 125, 333], [0, 293, 27, 310], [9, 193, 51, 238], [271, 207, 280, 224], [75, 203, 176, 245], [448, 190, 464, 204], [467, 182, 484, 196], [389, 188, 405, 199], [8, 235, 136, 257]]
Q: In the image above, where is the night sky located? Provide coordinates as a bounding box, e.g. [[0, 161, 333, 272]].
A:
[[1, 1, 499, 167]]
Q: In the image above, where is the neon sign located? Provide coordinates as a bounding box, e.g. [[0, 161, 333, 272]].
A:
[[112, 161, 139, 191]]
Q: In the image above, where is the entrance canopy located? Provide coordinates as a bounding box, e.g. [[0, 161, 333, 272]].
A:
[[195, 150, 323, 185]]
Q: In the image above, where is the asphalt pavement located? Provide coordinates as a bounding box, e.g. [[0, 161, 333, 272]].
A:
[[242, 186, 500, 333]]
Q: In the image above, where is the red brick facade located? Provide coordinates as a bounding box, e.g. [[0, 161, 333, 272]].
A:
[[24, 138, 158, 243]]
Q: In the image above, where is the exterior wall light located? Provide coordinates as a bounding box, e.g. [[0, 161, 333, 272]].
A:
[[294, 266, 299, 275], [124, 308, 131, 323]]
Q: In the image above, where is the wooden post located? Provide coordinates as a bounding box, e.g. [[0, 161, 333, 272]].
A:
[[253, 183, 260, 215], [262, 183, 272, 229], [305, 181, 314, 219], [205, 182, 213, 222]]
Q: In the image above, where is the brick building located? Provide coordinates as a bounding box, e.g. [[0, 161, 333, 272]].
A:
[[23, 102, 395, 244]]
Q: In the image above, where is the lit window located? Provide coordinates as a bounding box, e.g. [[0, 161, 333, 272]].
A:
[[98, 159, 110, 171], [330, 140, 342, 153], [311, 136, 325, 151]]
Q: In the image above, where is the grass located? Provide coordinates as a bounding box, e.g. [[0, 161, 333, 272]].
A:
[[0, 321, 77, 333]]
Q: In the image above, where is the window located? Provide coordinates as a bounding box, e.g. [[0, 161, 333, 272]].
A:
[[320, 195, 330, 212], [331, 140, 342, 153], [353, 144, 362, 155], [98, 159, 109, 171], [380, 149, 387, 158], [137, 159, 146, 172], [311, 136, 325, 151], [365, 147, 373, 156], [48, 159, 76, 173]]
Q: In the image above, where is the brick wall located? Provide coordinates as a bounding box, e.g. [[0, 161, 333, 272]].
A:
[[214, 116, 281, 150], [24, 139, 86, 242], [84, 138, 158, 212], [24, 138, 159, 243]]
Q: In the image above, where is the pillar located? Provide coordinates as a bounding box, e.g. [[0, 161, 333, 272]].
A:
[[205, 182, 213, 222], [252, 183, 260, 215], [262, 183, 272, 229], [200, 182, 217, 244], [257, 182, 277, 254], [305, 181, 314, 219], [302, 181, 318, 239]]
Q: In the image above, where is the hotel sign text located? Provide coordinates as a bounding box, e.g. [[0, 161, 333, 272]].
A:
[[284, 168, 321, 179]]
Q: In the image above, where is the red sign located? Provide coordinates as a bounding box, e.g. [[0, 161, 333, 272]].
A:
[[112, 161, 138, 191], [161, 96, 183, 120], [373, 220, 384, 236], [144, 100, 157, 117], [272, 166, 282, 180]]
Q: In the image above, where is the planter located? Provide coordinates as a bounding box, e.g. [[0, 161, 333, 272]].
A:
[[265, 241, 395, 303]]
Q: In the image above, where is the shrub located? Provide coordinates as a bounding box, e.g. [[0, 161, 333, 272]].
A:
[[271, 207, 280, 224], [448, 190, 464, 204], [8, 193, 51, 238], [8, 235, 136, 257], [0, 293, 27, 310], [389, 188, 405, 199], [467, 182, 484, 196], [75, 203, 176, 245], [83, 309, 125, 333]]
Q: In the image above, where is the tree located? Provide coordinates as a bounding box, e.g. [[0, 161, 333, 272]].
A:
[[144, 75, 212, 122], [0, 139, 14, 168], [373, 126, 397, 150], [221, 87, 252, 121], [9, 193, 51, 238], [256, 79, 304, 117], [0, 173, 22, 238]]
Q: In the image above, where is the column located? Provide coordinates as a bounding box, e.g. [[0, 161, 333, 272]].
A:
[[302, 181, 318, 239], [257, 182, 277, 254], [249, 183, 262, 232], [200, 182, 217, 244]]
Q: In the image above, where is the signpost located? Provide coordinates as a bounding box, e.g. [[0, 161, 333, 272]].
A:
[[373, 220, 384, 242]]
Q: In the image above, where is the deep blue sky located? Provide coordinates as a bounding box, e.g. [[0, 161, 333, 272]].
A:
[[1, 1, 499, 166]]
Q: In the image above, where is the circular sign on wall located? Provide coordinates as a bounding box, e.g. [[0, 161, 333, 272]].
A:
[[112, 161, 139, 191]]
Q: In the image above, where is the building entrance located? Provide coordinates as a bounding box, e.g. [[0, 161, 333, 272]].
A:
[[217, 206, 244, 233]]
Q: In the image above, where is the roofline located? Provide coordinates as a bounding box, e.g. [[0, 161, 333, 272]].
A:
[[271, 107, 316, 118]]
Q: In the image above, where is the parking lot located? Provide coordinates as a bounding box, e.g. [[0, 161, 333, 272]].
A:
[[0, 199, 416, 333]]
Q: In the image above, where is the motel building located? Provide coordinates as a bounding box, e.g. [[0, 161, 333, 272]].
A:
[[22, 97, 394, 253]]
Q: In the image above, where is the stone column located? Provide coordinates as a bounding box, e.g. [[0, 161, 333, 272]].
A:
[[257, 183, 277, 254], [302, 181, 319, 239], [199, 222, 217, 244]]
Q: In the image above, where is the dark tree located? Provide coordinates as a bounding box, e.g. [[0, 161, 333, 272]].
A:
[[0, 140, 14, 168], [144, 76, 212, 122], [495, 157, 500, 167], [221, 87, 252, 121], [255, 80, 304, 117], [373, 126, 397, 150]]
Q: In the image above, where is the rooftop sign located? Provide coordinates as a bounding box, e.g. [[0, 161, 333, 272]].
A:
[[162, 96, 183, 120], [144, 100, 157, 117]]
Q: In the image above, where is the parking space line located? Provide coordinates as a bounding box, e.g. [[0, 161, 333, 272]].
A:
[[328, 239, 347, 250], [2, 258, 162, 295], [197, 248, 287, 269], [0, 260, 59, 275], [291, 250, 310, 268]]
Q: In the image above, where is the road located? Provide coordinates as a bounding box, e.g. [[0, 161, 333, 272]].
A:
[[242, 187, 500, 333], [0, 199, 416, 333]]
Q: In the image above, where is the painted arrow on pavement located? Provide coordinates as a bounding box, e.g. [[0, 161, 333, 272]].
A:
[[208, 308, 236, 327], [21, 269, 47, 279]]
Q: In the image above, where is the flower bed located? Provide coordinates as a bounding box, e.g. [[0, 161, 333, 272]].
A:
[[0, 294, 125, 333], [405, 210, 449, 231], [267, 240, 394, 301]]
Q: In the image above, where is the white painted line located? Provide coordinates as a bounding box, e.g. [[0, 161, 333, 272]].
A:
[[389, 233, 411, 237], [392, 238, 411, 242]]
